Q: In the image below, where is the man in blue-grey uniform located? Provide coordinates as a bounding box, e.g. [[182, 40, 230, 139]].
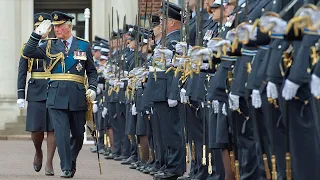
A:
[[23, 11, 98, 178]]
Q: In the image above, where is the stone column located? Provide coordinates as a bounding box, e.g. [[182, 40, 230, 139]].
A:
[[91, 0, 138, 40], [0, 0, 33, 130]]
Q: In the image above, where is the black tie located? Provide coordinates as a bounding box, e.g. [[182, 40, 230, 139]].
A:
[[63, 40, 68, 53]]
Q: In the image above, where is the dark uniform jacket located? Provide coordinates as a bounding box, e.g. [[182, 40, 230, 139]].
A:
[[18, 42, 49, 102], [23, 32, 98, 111]]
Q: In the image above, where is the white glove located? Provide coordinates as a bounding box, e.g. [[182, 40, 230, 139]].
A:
[[93, 104, 98, 113], [311, 74, 320, 97], [282, 79, 300, 100], [109, 79, 114, 86], [226, 29, 236, 42], [260, 16, 287, 34], [102, 107, 108, 118], [86, 89, 96, 101], [237, 24, 257, 41], [34, 20, 51, 36], [17, 99, 25, 109], [251, 89, 262, 108], [298, 8, 319, 25], [146, 111, 150, 115], [207, 39, 220, 51], [214, 40, 231, 52], [132, 104, 137, 115], [266, 82, 278, 99], [196, 48, 212, 61], [228, 93, 240, 111], [168, 99, 178, 107], [176, 57, 186, 66], [154, 48, 173, 59], [117, 81, 125, 88], [212, 100, 219, 114], [180, 88, 188, 104], [175, 42, 190, 55], [222, 103, 227, 116], [97, 87, 102, 95]]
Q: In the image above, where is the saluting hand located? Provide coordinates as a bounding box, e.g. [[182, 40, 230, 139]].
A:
[[34, 20, 51, 36]]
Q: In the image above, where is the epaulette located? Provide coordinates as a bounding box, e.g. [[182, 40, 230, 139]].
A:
[[75, 36, 89, 43], [21, 43, 30, 59]]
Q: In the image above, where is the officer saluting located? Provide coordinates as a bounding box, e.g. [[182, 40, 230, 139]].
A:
[[23, 11, 98, 178], [17, 13, 56, 176]]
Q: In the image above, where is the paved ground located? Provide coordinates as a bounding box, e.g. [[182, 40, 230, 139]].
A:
[[0, 140, 152, 180]]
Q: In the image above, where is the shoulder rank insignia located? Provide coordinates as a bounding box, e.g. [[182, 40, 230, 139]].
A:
[[75, 36, 89, 42]]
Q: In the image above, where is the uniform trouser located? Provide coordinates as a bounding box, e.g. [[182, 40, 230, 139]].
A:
[[130, 134, 138, 158], [195, 104, 209, 180], [48, 108, 85, 171], [109, 103, 120, 155], [260, 92, 286, 180], [153, 101, 185, 176], [185, 101, 201, 177], [247, 94, 272, 180], [147, 116, 155, 163], [281, 98, 320, 179], [207, 106, 221, 180], [116, 103, 130, 157], [151, 105, 165, 170], [231, 97, 260, 180]]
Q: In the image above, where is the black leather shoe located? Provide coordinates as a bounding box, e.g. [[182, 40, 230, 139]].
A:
[[114, 156, 128, 161], [121, 156, 137, 165], [154, 172, 180, 180], [71, 161, 76, 178], [104, 153, 117, 159], [177, 175, 191, 180], [90, 146, 97, 153], [33, 151, 43, 172], [60, 170, 72, 178]]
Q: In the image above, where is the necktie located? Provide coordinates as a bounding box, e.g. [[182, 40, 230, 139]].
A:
[[63, 40, 68, 53]]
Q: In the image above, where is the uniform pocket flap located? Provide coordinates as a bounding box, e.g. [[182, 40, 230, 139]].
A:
[[77, 84, 85, 90]]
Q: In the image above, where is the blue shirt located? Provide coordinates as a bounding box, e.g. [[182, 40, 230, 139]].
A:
[[61, 36, 73, 50]]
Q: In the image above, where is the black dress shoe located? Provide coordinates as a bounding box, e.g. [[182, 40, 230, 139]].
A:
[[33, 151, 43, 172], [90, 146, 97, 153], [149, 169, 161, 176], [98, 149, 106, 154], [71, 161, 76, 178], [177, 175, 191, 180], [114, 156, 128, 161], [60, 170, 72, 178], [154, 172, 180, 180], [121, 156, 137, 165], [104, 153, 117, 159]]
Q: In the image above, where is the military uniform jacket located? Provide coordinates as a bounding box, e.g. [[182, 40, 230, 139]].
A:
[[145, 30, 181, 102], [18, 46, 48, 102], [23, 32, 98, 111], [189, 10, 209, 46]]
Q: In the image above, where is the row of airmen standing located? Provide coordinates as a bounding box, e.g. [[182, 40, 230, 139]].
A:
[[90, 0, 320, 180]]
